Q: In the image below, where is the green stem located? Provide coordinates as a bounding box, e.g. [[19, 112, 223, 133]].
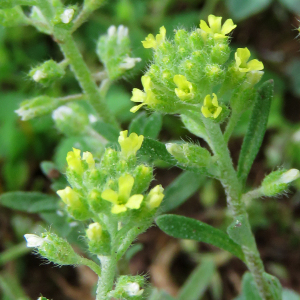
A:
[[80, 257, 102, 277], [96, 255, 117, 300], [190, 112, 272, 300], [71, 7, 94, 33], [0, 243, 30, 266], [56, 34, 119, 128], [223, 111, 241, 143], [36, 0, 54, 22]]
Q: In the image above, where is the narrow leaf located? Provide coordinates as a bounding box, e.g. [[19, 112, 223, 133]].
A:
[[178, 259, 215, 300], [161, 171, 205, 213], [156, 215, 244, 260], [0, 192, 58, 213], [237, 80, 274, 186], [143, 112, 163, 139], [148, 289, 175, 300], [129, 112, 147, 135], [92, 120, 119, 142]]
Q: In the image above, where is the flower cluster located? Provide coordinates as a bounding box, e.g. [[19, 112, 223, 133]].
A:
[[53, 130, 164, 255], [130, 14, 264, 122]]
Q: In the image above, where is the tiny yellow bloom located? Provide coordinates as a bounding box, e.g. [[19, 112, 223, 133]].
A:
[[82, 151, 95, 169], [235, 48, 264, 73], [173, 75, 194, 101], [86, 223, 102, 241], [118, 130, 144, 158], [200, 15, 236, 39], [57, 186, 81, 207], [101, 174, 144, 214], [142, 26, 166, 49], [66, 148, 83, 175], [146, 185, 164, 209], [130, 75, 157, 113], [201, 93, 222, 119]]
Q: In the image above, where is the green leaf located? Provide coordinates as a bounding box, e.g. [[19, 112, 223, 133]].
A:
[[178, 259, 215, 300], [225, 0, 272, 21], [125, 243, 143, 261], [92, 120, 119, 142], [161, 171, 205, 213], [278, 0, 300, 14], [0, 192, 58, 213], [148, 289, 175, 300], [139, 137, 176, 165], [156, 214, 244, 260], [237, 80, 274, 186], [282, 289, 300, 300], [129, 112, 163, 139]]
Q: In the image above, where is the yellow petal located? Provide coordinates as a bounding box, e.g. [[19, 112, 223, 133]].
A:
[[201, 106, 212, 118], [111, 204, 127, 214], [142, 34, 157, 48], [131, 88, 146, 102], [247, 59, 264, 71], [221, 19, 236, 35], [199, 20, 211, 33], [101, 189, 119, 204], [211, 93, 218, 106], [126, 194, 144, 209], [141, 75, 151, 92], [118, 174, 134, 199], [213, 106, 222, 119], [130, 103, 146, 113], [208, 15, 222, 33], [173, 74, 187, 89], [82, 151, 95, 169]]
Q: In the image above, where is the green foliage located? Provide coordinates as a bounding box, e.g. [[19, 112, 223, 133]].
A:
[[237, 80, 274, 186], [177, 259, 215, 300], [156, 214, 244, 260]]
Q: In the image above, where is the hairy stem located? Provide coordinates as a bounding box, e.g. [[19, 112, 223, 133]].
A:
[[188, 111, 272, 300], [56, 34, 119, 128], [80, 257, 102, 277], [96, 255, 117, 300], [223, 111, 241, 143]]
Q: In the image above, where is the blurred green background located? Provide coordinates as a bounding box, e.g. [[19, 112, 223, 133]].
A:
[[1, 0, 300, 299]]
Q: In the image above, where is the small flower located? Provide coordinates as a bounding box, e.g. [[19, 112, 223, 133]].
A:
[[119, 56, 141, 70], [82, 151, 95, 169], [24, 234, 45, 248], [173, 75, 194, 101], [57, 186, 81, 207], [142, 26, 166, 49], [117, 25, 129, 43], [101, 174, 144, 214], [60, 8, 75, 24], [32, 70, 47, 82], [146, 185, 164, 209], [200, 15, 236, 39], [66, 148, 84, 175], [201, 93, 222, 119], [86, 223, 102, 241], [130, 75, 157, 112], [235, 48, 264, 73], [118, 130, 144, 158], [278, 169, 300, 184], [124, 282, 144, 297]]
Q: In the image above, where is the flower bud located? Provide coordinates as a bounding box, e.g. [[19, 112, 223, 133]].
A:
[[132, 165, 153, 194], [166, 142, 211, 168], [24, 232, 81, 266], [15, 96, 60, 121], [108, 275, 145, 300], [96, 25, 141, 80], [0, 6, 28, 27], [146, 185, 164, 209], [86, 222, 111, 255], [29, 60, 66, 86], [52, 103, 89, 136], [261, 169, 300, 197]]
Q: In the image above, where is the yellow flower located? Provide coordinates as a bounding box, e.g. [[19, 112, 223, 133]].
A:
[[200, 15, 236, 39], [146, 185, 164, 209], [82, 151, 95, 169], [101, 174, 144, 214], [57, 186, 81, 207], [173, 75, 194, 101], [235, 48, 264, 73], [130, 75, 157, 113], [118, 130, 144, 158], [142, 26, 166, 49], [201, 93, 222, 119], [66, 148, 83, 175], [86, 223, 102, 241]]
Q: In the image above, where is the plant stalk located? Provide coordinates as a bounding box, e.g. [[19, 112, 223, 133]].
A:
[[189, 111, 272, 300]]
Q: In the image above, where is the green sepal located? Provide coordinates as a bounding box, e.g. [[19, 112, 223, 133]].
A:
[[88, 230, 111, 256], [156, 214, 244, 260], [237, 80, 274, 186]]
